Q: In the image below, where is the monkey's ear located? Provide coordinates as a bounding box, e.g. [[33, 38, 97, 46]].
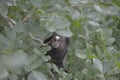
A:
[[44, 35, 53, 44], [53, 32, 62, 37]]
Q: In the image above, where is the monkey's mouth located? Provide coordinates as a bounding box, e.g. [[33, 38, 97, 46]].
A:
[[51, 42, 60, 48]]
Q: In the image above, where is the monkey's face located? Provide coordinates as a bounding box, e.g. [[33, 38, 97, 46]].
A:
[[48, 35, 61, 48]]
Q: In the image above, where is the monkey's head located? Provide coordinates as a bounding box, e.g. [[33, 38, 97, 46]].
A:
[[44, 32, 63, 48], [49, 35, 61, 48]]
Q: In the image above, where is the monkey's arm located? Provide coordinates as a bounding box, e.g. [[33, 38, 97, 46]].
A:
[[44, 35, 53, 44], [45, 49, 53, 55]]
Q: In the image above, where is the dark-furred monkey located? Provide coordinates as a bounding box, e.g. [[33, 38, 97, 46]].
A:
[[44, 32, 70, 69]]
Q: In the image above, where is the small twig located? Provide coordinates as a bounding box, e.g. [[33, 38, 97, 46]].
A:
[[49, 70, 56, 80], [22, 7, 36, 23], [28, 32, 46, 47], [42, 60, 51, 64], [22, 14, 31, 23], [71, 2, 94, 8], [0, 10, 16, 29]]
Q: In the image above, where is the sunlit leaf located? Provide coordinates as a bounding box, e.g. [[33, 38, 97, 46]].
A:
[[93, 58, 103, 73], [94, 5, 103, 13], [52, 64, 59, 73], [86, 21, 100, 27]]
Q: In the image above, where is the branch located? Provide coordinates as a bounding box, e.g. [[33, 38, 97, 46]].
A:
[[22, 7, 36, 23], [48, 70, 56, 80], [0, 10, 16, 29], [71, 2, 94, 8], [28, 32, 46, 47]]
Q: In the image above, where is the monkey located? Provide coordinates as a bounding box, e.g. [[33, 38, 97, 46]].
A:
[[44, 32, 70, 69]]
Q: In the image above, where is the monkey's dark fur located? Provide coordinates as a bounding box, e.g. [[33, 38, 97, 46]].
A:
[[44, 32, 70, 68]]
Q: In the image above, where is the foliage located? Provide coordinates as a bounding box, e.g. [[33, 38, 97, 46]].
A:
[[0, 0, 120, 80]]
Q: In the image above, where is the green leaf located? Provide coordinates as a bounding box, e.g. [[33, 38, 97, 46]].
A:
[[57, 28, 73, 37], [103, 29, 112, 37], [46, 15, 71, 33], [33, 48, 42, 55], [75, 50, 87, 59], [0, 68, 8, 79], [5, 28, 16, 41], [87, 21, 100, 27], [112, 0, 120, 7], [52, 64, 59, 73], [28, 71, 47, 80], [0, 34, 12, 48], [0, 1, 8, 15], [5, 22, 24, 41], [2, 47, 13, 54], [103, 60, 113, 74], [82, 68, 88, 75], [14, 22, 24, 33], [30, 0, 56, 8], [95, 45, 101, 56], [96, 73, 105, 80], [8, 74, 18, 80], [69, 9, 81, 20], [30, 0, 42, 8], [94, 4, 103, 13], [0, 50, 29, 69], [106, 37, 115, 45], [24, 55, 41, 72], [93, 58, 103, 73]]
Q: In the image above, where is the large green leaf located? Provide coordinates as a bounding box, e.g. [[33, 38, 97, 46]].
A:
[[75, 49, 87, 59], [27, 71, 47, 80], [0, 68, 8, 79], [8, 74, 18, 80], [0, 50, 28, 69], [93, 58, 103, 73], [45, 15, 70, 32]]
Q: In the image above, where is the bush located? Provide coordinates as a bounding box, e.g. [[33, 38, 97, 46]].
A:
[[0, 0, 120, 80]]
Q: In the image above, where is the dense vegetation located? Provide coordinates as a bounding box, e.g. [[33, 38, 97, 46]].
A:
[[0, 0, 120, 80]]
